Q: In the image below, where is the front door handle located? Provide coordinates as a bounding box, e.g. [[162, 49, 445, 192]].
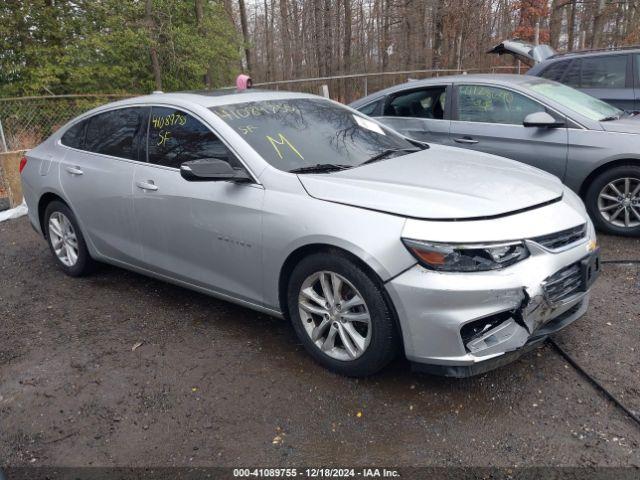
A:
[[136, 180, 158, 191], [65, 165, 84, 175], [453, 137, 479, 144]]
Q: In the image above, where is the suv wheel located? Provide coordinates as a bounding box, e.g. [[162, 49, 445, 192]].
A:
[[287, 251, 399, 376], [585, 165, 640, 236], [44, 201, 95, 276]]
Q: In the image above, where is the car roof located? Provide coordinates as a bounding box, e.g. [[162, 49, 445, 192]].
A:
[[546, 47, 640, 61], [99, 89, 322, 111], [350, 74, 547, 107]]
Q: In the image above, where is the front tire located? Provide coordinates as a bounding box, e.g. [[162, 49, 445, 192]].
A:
[[44, 201, 95, 276], [585, 165, 640, 236], [287, 251, 399, 377]]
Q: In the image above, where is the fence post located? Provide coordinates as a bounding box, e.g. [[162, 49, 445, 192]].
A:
[[0, 118, 7, 152], [364, 77, 368, 96], [320, 84, 330, 98]]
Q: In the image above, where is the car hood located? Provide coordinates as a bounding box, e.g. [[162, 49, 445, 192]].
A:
[[298, 145, 564, 220], [600, 115, 640, 134]]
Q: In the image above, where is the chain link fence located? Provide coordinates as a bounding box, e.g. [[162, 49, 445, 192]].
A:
[[0, 94, 134, 153], [252, 66, 521, 103]]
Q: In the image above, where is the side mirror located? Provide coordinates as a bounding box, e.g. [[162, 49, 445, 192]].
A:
[[180, 158, 251, 183], [523, 111, 564, 128]]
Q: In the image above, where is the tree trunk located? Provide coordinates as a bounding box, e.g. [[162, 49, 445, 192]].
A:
[[591, 0, 607, 48], [238, 0, 252, 73], [549, 0, 564, 49], [567, 0, 577, 50], [145, 0, 162, 91], [194, 0, 212, 88], [432, 0, 444, 69], [343, 0, 352, 100]]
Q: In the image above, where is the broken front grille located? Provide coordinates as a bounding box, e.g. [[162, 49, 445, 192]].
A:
[[543, 263, 583, 304], [531, 224, 587, 251]]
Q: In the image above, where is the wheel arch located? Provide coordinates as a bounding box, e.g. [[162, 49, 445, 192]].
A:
[[277, 243, 405, 351], [38, 191, 69, 238], [579, 158, 640, 198]]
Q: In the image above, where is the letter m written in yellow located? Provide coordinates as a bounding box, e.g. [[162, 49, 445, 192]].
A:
[[265, 134, 304, 161]]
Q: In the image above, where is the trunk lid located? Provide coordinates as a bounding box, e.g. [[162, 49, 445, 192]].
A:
[[487, 40, 556, 65]]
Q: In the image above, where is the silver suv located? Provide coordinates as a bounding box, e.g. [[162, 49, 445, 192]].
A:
[[489, 40, 640, 111]]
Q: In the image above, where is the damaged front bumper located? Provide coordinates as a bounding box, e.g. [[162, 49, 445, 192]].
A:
[[385, 231, 600, 378]]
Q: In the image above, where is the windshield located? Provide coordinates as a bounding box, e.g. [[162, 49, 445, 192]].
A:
[[525, 80, 623, 122], [210, 98, 415, 172]]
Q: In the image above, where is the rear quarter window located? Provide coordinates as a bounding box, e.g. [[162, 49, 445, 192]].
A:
[[60, 121, 87, 149]]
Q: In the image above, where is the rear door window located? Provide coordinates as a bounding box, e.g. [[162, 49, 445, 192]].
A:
[[562, 60, 581, 88], [84, 107, 147, 160], [580, 54, 627, 89], [540, 61, 570, 82], [384, 86, 447, 119], [147, 107, 240, 170]]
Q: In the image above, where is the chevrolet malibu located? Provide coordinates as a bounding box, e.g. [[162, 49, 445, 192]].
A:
[[20, 90, 600, 377]]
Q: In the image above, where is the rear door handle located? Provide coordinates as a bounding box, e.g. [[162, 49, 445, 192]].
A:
[[453, 137, 479, 145], [65, 165, 84, 175], [136, 180, 158, 191]]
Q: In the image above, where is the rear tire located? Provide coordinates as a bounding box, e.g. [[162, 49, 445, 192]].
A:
[[287, 251, 399, 377], [44, 201, 95, 276], [585, 165, 640, 237]]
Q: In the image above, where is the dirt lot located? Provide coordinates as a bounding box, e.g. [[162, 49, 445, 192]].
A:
[[1, 216, 639, 468]]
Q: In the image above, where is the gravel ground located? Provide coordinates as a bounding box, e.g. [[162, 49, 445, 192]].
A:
[[1, 217, 639, 468]]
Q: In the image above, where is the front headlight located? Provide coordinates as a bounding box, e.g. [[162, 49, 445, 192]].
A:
[[402, 238, 530, 272]]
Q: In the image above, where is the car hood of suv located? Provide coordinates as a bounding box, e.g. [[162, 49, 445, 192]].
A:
[[298, 145, 564, 220], [600, 115, 640, 134]]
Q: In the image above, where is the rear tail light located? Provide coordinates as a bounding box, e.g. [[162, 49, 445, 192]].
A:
[[19, 156, 27, 173]]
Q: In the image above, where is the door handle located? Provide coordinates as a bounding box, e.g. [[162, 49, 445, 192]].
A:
[[136, 180, 158, 191], [65, 165, 84, 175], [453, 137, 479, 145]]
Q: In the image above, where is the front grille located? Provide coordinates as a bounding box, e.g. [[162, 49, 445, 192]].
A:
[[531, 224, 586, 251], [543, 263, 583, 304]]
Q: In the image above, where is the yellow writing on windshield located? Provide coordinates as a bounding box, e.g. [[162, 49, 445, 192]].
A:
[[266, 133, 304, 161]]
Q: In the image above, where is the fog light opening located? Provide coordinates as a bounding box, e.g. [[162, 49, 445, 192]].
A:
[[461, 311, 515, 353]]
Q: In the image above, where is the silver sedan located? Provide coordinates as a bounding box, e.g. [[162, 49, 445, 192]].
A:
[[20, 90, 600, 377], [351, 74, 640, 236]]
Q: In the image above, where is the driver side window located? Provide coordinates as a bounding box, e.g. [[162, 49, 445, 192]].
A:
[[148, 107, 240, 169], [456, 85, 545, 125]]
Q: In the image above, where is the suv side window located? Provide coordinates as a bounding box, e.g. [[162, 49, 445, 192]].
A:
[[357, 100, 382, 116], [540, 61, 570, 82], [61, 120, 88, 149], [148, 107, 240, 170], [562, 60, 581, 88], [581, 54, 627, 88], [384, 86, 447, 119], [84, 107, 146, 160], [456, 85, 545, 125]]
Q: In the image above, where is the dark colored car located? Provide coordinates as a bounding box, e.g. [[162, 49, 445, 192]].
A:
[[489, 40, 640, 111]]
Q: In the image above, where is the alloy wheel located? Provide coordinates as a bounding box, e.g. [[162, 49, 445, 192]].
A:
[[298, 271, 372, 361], [597, 177, 640, 229], [48, 211, 79, 267]]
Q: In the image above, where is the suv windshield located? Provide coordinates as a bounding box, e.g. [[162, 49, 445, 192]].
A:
[[210, 98, 416, 172], [524, 79, 623, 122]]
